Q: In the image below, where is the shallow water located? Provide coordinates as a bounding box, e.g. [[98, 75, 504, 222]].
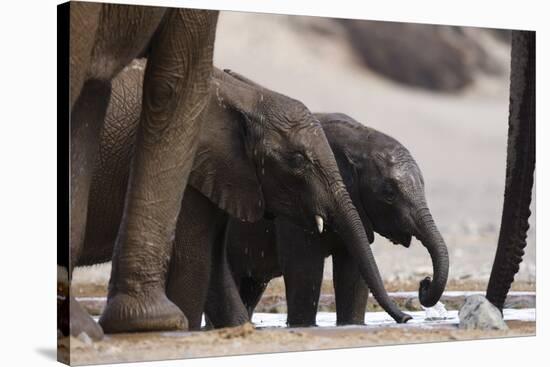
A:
[[84, 290, 535, 330], [248, 308, 536, 329], [90, 308, 534, 331]]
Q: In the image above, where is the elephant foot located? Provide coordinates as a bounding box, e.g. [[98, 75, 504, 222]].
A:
[[99, 290, 188, 333], [287, 319, 317, 328], [69, 296, 104, 340], [222, 310, 250, 329], [288, 323, 318, 328], [336, 320, 365, 326]]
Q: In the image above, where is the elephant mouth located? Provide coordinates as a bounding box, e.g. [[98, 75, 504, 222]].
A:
[[263, 211, 276, 220], [387, 233, 412, 248]]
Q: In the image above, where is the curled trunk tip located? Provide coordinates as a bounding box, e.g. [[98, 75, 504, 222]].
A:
[[415, 210, 449, 308]]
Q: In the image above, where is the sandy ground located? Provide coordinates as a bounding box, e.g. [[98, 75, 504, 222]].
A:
[[60, 321, 535, 366], [67, 11, 537, 365]]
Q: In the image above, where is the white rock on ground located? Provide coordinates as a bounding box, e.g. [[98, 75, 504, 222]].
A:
[[458, 295, 508, 330]]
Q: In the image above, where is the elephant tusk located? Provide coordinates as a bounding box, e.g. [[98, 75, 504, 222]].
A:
[[315, 215, 324, 233]]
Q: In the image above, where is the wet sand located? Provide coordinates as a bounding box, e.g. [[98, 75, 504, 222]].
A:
[[61, 320, 535, 366]]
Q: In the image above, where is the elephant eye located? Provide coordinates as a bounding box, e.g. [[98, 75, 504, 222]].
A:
[[288, 152, 307, 169], [382, 183, 396, 203]]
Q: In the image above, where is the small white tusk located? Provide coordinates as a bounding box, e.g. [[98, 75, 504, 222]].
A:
[[315, 215, 324, 233]]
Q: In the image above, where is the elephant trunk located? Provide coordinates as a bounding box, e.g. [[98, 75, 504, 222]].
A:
[[486, 30, 535, 311], [414, 206, 449, 307], [331, 185, 411, 323]]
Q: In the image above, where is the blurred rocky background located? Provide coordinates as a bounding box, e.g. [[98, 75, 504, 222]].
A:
[[337, 20, 510, 92]]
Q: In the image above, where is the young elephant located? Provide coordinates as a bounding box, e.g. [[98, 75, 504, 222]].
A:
[[225, 113, 449, 326], [80, 61, 410, 331]]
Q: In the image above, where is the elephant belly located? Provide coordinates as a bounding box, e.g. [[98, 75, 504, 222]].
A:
[[88, 4, 165, 81], [226, 219, 282, 283]]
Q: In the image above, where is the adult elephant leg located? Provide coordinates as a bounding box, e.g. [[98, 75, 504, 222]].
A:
[[65, 79, 112, 340], [68, 1, 100, 109], [70, 80, 112, 280], [486, 31, 536, 311], [239, 277, 268, 318], [165, 187, 222, 331], [330, 238, 369, 325], [204, 226, 250, 328], [99, 9, 218, 333], [276, 218, 325, 327]]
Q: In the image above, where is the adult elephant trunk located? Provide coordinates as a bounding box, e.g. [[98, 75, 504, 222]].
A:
[[486, 31, 535, 311], [414, 206, 449, 308], [331, 185, 412, 323]]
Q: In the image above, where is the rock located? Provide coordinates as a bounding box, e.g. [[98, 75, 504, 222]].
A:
[[76, 332, 94, 346], [79, 298, 106, 316], [458, 295, 508, 330]]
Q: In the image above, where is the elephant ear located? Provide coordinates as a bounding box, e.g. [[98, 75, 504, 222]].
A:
[[331, 145, 375, 243], [223, 69, 265, 89], [189, 77, 265, 222]]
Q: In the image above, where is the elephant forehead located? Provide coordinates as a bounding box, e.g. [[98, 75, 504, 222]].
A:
[[391, 163, 423, 189], [268, 120, 321, 145]]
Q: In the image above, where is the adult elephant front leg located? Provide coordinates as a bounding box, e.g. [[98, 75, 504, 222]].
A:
[[99, 9, 219, 333], [276, 218, 326, 327]]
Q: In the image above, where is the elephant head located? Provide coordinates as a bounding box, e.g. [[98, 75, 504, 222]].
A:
[[319, 113, 449, 308], [189, 70, 411, 323]]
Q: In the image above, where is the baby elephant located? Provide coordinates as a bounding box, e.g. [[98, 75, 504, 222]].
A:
[[225, 113, 449, 326]]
